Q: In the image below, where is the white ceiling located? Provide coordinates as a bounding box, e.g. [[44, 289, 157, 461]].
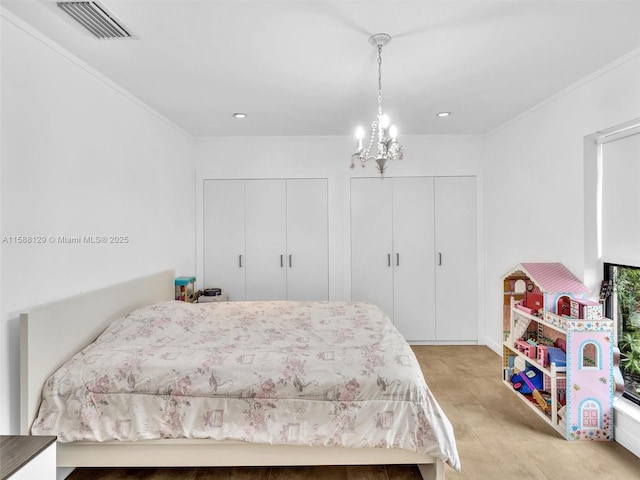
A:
[[3, 0, 640, 137]]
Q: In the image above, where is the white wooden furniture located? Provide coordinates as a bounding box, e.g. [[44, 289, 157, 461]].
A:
[[350, 176, 477, 343], [203, 179, 329, 301], [502, 299, 568, 434], [0, 435, 56, 480], [20, 270, 447, 479]]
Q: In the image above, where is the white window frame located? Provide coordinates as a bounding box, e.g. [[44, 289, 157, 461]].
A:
[[590, 119, 640, 459]]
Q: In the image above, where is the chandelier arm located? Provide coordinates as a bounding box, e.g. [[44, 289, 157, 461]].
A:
[[355, 129, 379, 165], [355, 154, 379, 165]]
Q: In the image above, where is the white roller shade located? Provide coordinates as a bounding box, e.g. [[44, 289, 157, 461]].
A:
[[601, 129, 640, 266]]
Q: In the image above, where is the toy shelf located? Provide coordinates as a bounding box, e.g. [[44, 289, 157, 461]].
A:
[[504, 298, 568, 435], [511, 306, 567, 335], [500, 378, 565, 436], [503, 342, 566, 434], [502, 342, 566, 378]]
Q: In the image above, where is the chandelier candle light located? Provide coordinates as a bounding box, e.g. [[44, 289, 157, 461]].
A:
[[351, 33, 403, 177]]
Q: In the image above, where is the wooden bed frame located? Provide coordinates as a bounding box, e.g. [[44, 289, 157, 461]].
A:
[[20, 270, 446, 479]]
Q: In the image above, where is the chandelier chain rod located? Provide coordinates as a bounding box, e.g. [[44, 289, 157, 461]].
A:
[[377, 44, 383, 118]]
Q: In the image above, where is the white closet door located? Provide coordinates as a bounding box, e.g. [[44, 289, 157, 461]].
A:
[[434, 176, 477, 342], [245, 179, 287, 300], [350, 178, 394, 320], [393, 177, 436, 341], [286, 179, 329, 301], [203, 180, 246, 301]]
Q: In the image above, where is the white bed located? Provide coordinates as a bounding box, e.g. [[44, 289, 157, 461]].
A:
[[20, 270, 453, 479]]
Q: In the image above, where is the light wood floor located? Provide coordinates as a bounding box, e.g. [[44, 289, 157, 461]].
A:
[[68, 346, 640, 480]]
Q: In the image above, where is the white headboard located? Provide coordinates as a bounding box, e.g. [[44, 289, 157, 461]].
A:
[[20, 270, 175, 434]]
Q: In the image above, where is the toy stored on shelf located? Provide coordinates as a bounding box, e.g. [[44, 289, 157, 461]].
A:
[[515, 338, 536, 358], [525, 291, 543, 312], [510, 366, 544, 394], [515, 302, 537, 315], [537, 344, 549, 367], [511, 367, 549, 411], [569, 298, 603, 320], [535, 344, 567, 367], [546, 346, 566, 367]]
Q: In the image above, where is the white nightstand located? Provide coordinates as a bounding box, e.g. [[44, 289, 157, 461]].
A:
[[0, 435, 56, 480]]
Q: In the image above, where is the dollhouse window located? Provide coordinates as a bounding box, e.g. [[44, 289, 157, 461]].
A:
[[580, 400, 601, 429], [557, 295, 571, 316], [580, 341, 601, 369]]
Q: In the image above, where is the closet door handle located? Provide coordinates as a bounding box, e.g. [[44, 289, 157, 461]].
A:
[[387, 254, 391, 267], [438, 253, 442, 266], [280, 254, 284, 268], [396, 253, 400, 266], [289, 255, 292, 268], [239, 255, 243, 268]]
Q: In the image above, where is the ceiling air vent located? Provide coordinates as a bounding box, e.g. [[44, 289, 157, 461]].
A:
[[57, 1, 135, 39]]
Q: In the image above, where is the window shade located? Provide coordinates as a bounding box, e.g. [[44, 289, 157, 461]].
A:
[[601, 130, 640, 266]]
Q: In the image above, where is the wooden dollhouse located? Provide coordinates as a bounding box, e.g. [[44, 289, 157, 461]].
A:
[[502, 262, 616, 441]]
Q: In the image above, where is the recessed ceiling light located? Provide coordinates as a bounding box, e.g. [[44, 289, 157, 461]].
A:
[[436, 111, 451, 118], [233, 113, 247, 119]]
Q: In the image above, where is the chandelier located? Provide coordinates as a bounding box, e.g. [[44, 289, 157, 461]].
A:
[[351, 33, 403, 177]]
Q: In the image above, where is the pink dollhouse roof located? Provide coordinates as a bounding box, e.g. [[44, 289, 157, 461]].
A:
[[511, 262, 589, 294]]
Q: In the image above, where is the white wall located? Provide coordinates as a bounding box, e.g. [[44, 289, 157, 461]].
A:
[[195, 133, 485, 323], [0, 11, 196, 434], [483, 49, 640, 352]]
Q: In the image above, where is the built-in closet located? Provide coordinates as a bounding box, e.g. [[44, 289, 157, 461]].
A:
[[350, 176, 477, 342], [203, 179, 329, 301]]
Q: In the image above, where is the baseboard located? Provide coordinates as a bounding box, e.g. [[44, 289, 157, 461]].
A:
[[614, 397, 640, 458], [485, 336, 502, 355], [57, 467, 75, 479]]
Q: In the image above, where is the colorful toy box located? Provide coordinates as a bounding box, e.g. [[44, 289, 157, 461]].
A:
[[175, 276, 196, 302]]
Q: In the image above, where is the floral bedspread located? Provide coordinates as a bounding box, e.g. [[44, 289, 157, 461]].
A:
[[32, 300, 460, 470]]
